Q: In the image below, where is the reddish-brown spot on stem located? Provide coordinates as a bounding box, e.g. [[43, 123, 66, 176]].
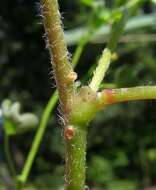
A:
[[103, 89, 114, 104], [65, 126, 74, 140]]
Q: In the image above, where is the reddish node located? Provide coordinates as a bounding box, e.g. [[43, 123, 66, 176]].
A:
[[103, 89, 114, 104], [65, 126, 74, 140]]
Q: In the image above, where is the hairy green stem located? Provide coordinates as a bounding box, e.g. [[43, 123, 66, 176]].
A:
[[65, 126, 87, 190], [42, 0, 75, 116], [89, 48, 111, 92], [41, 2, 97, 189], [64, 86, 98, 190], [17, 26, 92, 189]]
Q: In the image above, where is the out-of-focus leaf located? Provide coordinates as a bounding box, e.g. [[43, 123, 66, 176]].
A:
[[151, 0, 156, 4], [113, 151, 129, 167], [1, 99, 39, 135], [65, 14, 156, 45], [1, 100, 12, 118], [81, 0, 93, 6], [147, 149, 156, 161], [81, 0, 104, 8], [107, 180, 137, 190], [88, 156, 114, 185], [17, 113, 38, 130], [9, 102, 20, 122]]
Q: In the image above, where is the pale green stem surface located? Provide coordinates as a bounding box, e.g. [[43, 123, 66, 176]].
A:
[[65, 126, 87, 190], [98, 86, 156, 108], [112, 86, 156, 102], [89, 48, 111, 92]]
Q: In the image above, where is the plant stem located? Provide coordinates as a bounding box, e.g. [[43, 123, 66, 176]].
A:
[[97, 86, 156, 108], [65, 125, 87, 190], [18, 1, 108, 189], [18, 91, 58, 184], [4, 134, 17, 181], [108, 8, 129, 52], [41, 2, 95, 189], [89, 48, 111, 92], [41, 0, 75, 116], [17, 23, 92, 189], [72, 31, 93, 67]]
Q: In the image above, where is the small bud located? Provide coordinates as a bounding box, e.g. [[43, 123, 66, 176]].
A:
[[65, 126, 74, 140], [111, 52, 119, 61], [66, 72, 77, 83]]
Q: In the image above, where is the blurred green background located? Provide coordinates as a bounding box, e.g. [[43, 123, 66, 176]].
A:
[[0, 0, 156, 189]]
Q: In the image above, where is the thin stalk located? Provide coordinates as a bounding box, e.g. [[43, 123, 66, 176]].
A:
[[4, 134, 16, 181], [97, 86, 156, 108], [108, 8, 129, 52], [18, 91, 58, 184], [72, 31, 93, 67]]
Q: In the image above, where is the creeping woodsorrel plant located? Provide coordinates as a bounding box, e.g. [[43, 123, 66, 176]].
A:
[[38, 0, 156, 190]]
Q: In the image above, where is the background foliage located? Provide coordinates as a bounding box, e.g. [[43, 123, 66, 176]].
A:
[[0, 0, 156, 189]]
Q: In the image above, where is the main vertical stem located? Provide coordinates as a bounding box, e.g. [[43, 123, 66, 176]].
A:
[[65, 126, 87, 190], [41, 0, 75, 116], [41, 0, 88, 189]]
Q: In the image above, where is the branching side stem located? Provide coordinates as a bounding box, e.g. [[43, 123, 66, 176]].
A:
[[97, 86, 156, 108]]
